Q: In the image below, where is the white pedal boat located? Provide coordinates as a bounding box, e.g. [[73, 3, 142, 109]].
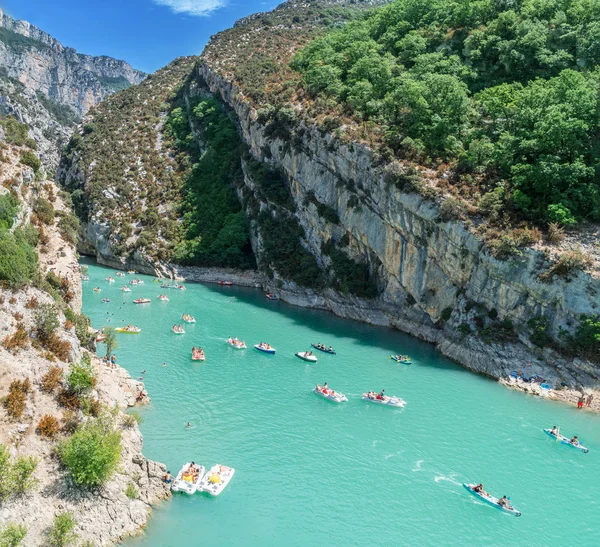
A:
[[172, 326, 185, 335], [227, 338, 246, 349], [296, 352, 317, 363], [199, 464, 235, 496], [362, 393, 406, 407], [171, 463, 206, 494], [313, 387, 347, 403], [121, 286, 131, 292]]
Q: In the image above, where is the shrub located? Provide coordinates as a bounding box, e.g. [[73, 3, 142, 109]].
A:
[[10, 456, 38, 495], [45, 333, 72, 362], [547, 223, 565, 245], [0, 523, 28, 546], [46, 512, 77, 547], [528, 316, 551, 347], [540, 250, 591, 281], [60, 411, 80, 434], [37, 415, 60, 438], [57, 389, 81, 410], [19, 151, 41, 174], [66, 358, 96, 395], [34, 303, 59, 341], [441, 307, 453, 322], [2, 325, 29, 352], [574, 314, 600, 359], [125, 482, 139, 499], [58, 414, 122, 487], [41, 366, 64, 392], [32, 198, 55, 225], [4, 389, 26, 419], [439, 197, 465, 222], [0, 230, 38, 288], [57, 214, 80, 245], [81, 398, 101, 418], [25, 296, 38, 309], [121, 414, 137, 429]]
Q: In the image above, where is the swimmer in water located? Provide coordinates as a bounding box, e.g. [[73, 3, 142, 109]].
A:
[[141, 370, 146, 374], [162, 362, 166, 367], [186, 422, 191, 428]]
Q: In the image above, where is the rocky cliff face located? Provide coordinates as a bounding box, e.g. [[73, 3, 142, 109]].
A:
[[195, 63, 600, 393], [0, 8, 145, 170]]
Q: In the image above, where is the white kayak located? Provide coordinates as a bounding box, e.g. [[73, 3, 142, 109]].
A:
[[362, 393, 406, 407], [171, 463, 206, 495], [544, 429, 589, 453], [463, 484, 521, 516], [199, 464, 235, 496], [313, 387, 347, 403], [296, 352, 317, 363]]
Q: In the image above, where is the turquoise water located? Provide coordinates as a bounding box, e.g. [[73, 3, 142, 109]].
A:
[[81, 260, 600, 546]]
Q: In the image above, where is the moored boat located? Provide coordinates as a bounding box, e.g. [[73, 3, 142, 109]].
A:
[[218, 280, 232, 286], [171, 463, 206, 495], [198, 464, 235, 496], [311, 343, 336, 355], [127, 270, 136, 274], [115, 325, 141, 334], [463, 484, 521, 516], [227, 337, 246, 349], [254, 343, 276, 354], [313, 385, 347, 403], [362, 392, 406, 407], [133, 298, 151, 304], [390, 355, 412, 364], [295, 351, 317, 363], [544, 429, 589, 453], [265, 293, 279, 301]]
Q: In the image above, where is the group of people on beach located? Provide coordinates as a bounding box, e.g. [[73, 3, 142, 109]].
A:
[[577, 393, 594, 409]]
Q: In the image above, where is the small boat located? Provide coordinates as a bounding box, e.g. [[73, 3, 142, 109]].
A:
[[227, 338, 247, 349], [311, 344, 336, 355], [543, 429, 589, 453], [390, 355, 412, 364], [198, 465, 235, 496], [463, 484, 521, 517], [116, 272, 125, 277], [115, 326, 141, 334], [192, 348, 205, 361], [362, 393, 406, 407], [172, 326, 185, 335], [127, 270, 136, 274], [158, 295, 169, 301], [218, 280, 232, 286], [182, 315, 195, 323], [81, 275, 89, 281], [161, 284, 172, 289], [295, 352, 317, 363], [121, 286, 131, 292], [105, 276, 115, 282], [133, 298, 151, 304], [102, 298, 110, 303], [254, 343, 276, 354], [153, 278, 162, 283], [313, 386, 347, 403], [93, 287, 101, 292], [136, 279, 144, 285], [171, 463, 206, 495], [96, 334, 106, 343], [176, 284, 186, 291], [265, 293, 279, 301]]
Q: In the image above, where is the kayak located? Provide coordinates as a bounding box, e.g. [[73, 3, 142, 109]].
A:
[[115, 327, 141, 334], [134, 298, 151, 304], [543, 429, 589, 453], [362, 393, 406, 407], [313, 387, 347, 403], [198, 465, 235, 496], [171, 463, 206, 495], [389, 355, 411, 364], [254, 344, 276, 354], [463, 484, 521, 517], [296, 352, 317, 363], [311, 344, 336, 355]]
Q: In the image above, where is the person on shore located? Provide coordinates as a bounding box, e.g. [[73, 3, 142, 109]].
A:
[[164, 471, 172, 483], [586, 393, 594, 407], [577, 396, 585, 409]]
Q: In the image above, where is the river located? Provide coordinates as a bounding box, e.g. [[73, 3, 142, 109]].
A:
[[81, 260, 599, 546]]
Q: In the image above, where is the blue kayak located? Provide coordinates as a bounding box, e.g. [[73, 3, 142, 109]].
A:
[[543, 429, 589, 453], [311, 344, 336, 355], [463, 484, 521, 516], [389, 355, 411, 364]]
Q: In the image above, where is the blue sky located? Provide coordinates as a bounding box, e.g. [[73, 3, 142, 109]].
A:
[[1, 0, 280, 73]]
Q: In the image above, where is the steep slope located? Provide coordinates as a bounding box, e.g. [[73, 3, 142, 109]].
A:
[[0, 8, 146, 169], [60, 0, 599, 403], [0, 117, 169, 545]]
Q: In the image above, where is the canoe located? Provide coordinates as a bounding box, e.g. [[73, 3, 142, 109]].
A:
[[171, 463, 206, 495], [254, 344, 276, 354], [463, 484, 521, 516], [389, 355, 411, 364], [362, 393, 406, 407], [134, 298, 151, 304], [115, 327, 141, 334], [313, 387, 347, 403], [311, 344, 336, 355], [296, 352, 317, 363], [543, 429, 589, 453], [198, 464, 235, 496]]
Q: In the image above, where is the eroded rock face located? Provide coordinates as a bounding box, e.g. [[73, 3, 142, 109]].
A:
[[0, 9, 145, 117]]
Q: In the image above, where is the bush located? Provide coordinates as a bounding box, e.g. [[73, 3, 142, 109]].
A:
[[57, 389, 81, 410], [37, 415, 60, 438], [0, 230, 38, 288], [19, 151, 41, 173], [60, 411, 80, 434], [34, 303, 59, 342], [528, 316, 551, 347], [44, 332, 72, 362], [32, 198, 55, 225], [46, 512, 77, 547], [57, 214, 80, 244], [123, 410, 143, 428], [41, 366, 63, 392], [574, 314, 600, 359], [125, 482, 139, 499], [4, 389, 26, 419], [58, 414, 122, 487], [0, 445, 38, 501], [439, 197, 465, 222], [441, 307, 453, 322], [0, 523, 28, 547], [540, 250, 591, 281], [547, 223, 565, 245], [2, 325, 29, 353], [66, 358, 96, 395]]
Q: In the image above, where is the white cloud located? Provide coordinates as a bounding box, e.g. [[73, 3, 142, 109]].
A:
[[152, 0, 226, 16]]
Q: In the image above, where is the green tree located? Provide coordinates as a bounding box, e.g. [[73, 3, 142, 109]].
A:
[[103, 328, 118, 360]]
